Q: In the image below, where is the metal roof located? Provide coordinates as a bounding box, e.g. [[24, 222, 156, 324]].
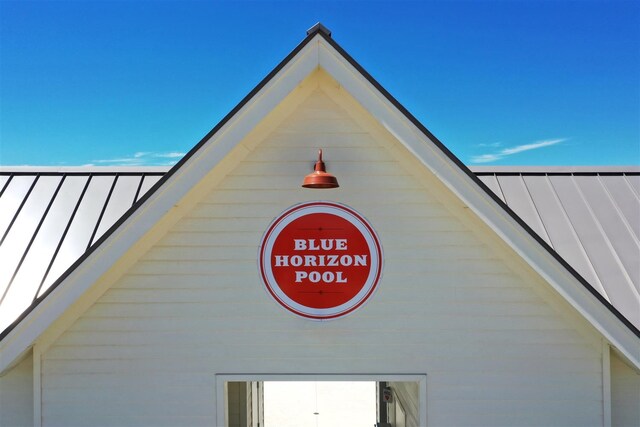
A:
[[0, 170, 164, 334], [0, 166, 637, 336], [474, 168, 640, 330]]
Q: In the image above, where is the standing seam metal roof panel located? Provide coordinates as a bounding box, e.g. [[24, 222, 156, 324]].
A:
[[575, 175, 640, 290], [599, 175, 640, 241], [0, 171, 161, 333], [91, 175, 144, 245], [136, 175, 164, 202], [520, 174, 606, 295], [477, 169, 640, 330], [549, 174, 638, 324], [0, 176, 10, 198], [0, 176, 36, 243], [496, 175, 552, 245], [475, 175, 505, 202], [626, 174, 640, 195], [18, 176, 88, 301]]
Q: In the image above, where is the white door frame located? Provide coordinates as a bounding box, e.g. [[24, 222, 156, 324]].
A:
[[215, 373, 427, 426]]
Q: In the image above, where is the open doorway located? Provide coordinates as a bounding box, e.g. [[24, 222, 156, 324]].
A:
[[264, 381, 376, 426], [217, 375, 425, 427]]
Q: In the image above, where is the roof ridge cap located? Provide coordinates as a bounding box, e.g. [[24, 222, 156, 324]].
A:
[[306, 22, 331, 37]]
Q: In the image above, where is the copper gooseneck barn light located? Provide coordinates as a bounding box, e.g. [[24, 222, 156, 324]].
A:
[[302, 149, 339, 189]]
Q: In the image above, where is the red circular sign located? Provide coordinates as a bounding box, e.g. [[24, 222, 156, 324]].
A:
[[259, 202, 382, 320]]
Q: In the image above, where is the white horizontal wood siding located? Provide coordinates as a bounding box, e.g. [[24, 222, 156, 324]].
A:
[[611, 351, 640, 427], [40, 85, 604, 426], [0, 352, 33, 427]]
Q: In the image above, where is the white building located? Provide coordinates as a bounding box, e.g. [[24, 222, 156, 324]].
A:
[[1, 24, 638, 427]]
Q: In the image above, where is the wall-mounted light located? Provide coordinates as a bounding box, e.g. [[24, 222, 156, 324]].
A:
[[302, 149, 339, 189]]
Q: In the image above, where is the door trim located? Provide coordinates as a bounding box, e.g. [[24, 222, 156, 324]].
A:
[[215, 373, 427, 426]]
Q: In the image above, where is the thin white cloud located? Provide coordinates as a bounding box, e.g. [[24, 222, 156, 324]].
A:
[[155, 152, 185, 158], [476, 142, 503, 148], [92, 151, 186, 166], [94, 157, 141, 164], [471, 138, 566, 163], [501, 139, 565, 155], [471, 154, 502, 163]]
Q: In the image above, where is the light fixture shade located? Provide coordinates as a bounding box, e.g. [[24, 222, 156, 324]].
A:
[[302, 149, 339, 189]]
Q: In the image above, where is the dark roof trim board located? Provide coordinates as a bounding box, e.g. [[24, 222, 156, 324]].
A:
[[0, 25, 637, 371]]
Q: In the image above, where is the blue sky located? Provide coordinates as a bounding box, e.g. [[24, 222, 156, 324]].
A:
[[1, 0, 638, 166]]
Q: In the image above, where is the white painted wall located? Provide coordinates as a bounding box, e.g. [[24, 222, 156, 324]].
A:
[[0, 352, 33, 427], [38, 77, 607, 426], [611, 351, 640, 427]]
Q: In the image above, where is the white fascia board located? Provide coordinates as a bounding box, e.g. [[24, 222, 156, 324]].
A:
[[317, 38, 640, 369], [0, 36, 322, 374]]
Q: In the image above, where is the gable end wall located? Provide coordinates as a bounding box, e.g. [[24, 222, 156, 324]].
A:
[[38, 77, 606, 426]]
